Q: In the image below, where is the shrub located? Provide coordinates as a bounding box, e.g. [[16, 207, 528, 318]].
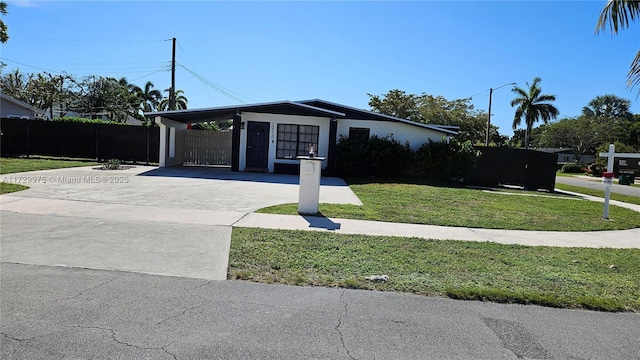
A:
[[561, 162, 587, 173], [336, 136, 480, 180], [101, 159, 122, 170], [53, 116, 128, 125], [336, 134, 412, 177], [413, 139, 481, 180]]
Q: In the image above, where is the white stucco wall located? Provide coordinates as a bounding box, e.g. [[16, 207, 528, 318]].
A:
[[337, 119, 450, 150], [239, 112, 331, 172], [156, 117, 188, 167]]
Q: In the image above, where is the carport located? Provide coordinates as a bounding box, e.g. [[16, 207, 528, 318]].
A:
[[146, 101, 344, 172]]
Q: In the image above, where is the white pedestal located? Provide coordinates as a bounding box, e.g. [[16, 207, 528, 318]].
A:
[[297, 157, 325, 214]]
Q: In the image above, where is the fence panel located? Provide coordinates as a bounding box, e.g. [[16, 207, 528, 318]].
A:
[[465, 147, 556, 191], [0, 118, 159, 163], [183, 130, 232, 166]]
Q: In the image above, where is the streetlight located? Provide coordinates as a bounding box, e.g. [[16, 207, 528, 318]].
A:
[[485, 82, 517, 146]]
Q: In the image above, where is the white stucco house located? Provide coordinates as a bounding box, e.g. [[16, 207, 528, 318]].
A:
[[146, 99, 458, 175], [1, 93, 47, 120]]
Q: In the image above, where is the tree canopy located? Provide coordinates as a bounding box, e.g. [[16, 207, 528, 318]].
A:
[[581, 94, 632, 120], [0, 69, 186, 124], [0, 2, 8, 43], [368, 89, 494, 144]]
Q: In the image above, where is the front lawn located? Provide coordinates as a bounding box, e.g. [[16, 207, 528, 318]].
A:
[[258, 179, 640, 231], [0, 157, 99, 174], [229, 228, 640, 312], [0, 157, 99, 194]]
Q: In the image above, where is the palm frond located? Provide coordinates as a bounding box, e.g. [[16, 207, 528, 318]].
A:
[[628, 49, 640, 94], [596, 0, 640, 34]]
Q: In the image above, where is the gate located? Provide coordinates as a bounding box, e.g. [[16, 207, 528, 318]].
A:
[[465, 147, 557, 191], [183, 130, 233, 166]]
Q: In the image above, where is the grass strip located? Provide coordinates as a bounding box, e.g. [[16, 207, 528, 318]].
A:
[[0, 157, 100, 194], [229, 228, 640, 312], [0, 182, 29, 194], [258, 180, 640, 231], [0, 157, 99, 175]]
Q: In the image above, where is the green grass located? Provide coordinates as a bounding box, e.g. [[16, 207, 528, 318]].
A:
[[555, 183, 640, 206], [258, 180, 640, 231], [0, 182, 29, 194], [229, 228, 640, 312], [0, 157, 99, 175], [0, 157, 100, 194]]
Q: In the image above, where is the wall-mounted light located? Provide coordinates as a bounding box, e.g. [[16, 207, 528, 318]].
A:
[[240, 122, 245, 129]]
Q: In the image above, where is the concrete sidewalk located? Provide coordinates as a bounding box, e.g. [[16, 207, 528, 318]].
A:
[[235, 213, 640, 249], [3, 194, 639, 249]]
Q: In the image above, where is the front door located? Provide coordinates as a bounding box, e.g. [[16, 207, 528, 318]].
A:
[[246, 121, 270, 170]]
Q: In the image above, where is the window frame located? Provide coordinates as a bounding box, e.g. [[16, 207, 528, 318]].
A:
[[276, 124, 320, 160]]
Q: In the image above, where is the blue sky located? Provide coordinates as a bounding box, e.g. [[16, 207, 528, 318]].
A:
[[2, 0, 638, 136]]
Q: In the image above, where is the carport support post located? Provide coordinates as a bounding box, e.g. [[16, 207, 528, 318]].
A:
[[231, 114, 241, 172]]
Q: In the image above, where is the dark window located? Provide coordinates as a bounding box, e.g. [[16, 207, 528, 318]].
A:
[[349, 127, 370, 141], [276, 124, 320, 159]]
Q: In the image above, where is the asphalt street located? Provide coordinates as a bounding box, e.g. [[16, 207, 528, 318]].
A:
[[556, 175, 640, 197], [2, 263, 639, 360]]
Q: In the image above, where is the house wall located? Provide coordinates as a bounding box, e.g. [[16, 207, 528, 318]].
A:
[[1, 100, 37, 119], [239, 112, 331, 172], [558, 153, 596, 164], [337, 119, 449, 150], [156, 117, 188, 167]]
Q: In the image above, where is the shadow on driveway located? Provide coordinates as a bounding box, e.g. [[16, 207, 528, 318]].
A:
[[138, 166, 349, 187]]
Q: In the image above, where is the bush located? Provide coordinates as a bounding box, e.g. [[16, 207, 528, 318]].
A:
[[101, 159, 122, 170], [336, 136, 480, 180], [53, 116, 129, 125], [336, 134, 413, 177], [561, 162, 587, 173], [413, 139, 480, 180]]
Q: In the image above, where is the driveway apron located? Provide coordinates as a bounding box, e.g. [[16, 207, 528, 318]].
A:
[[0, 165, 361, 280]]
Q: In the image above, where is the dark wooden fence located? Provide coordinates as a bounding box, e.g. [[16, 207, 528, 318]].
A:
[[0, 118, 160, 163], [465, 147, 557, 191]]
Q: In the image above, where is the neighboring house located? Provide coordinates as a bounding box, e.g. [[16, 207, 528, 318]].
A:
[[534, 147, 596, 164], [146, 99, 458, 174], [0, 93, 47, 120]]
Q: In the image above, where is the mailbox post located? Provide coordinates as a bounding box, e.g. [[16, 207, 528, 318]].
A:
[[297, 156, 325, 214], [602, 172, 614, 220]]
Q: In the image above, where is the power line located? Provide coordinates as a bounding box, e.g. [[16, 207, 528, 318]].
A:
[[176, 40, 216, 104], [11, 36, 166, 43], [178, 65, 250, 104]]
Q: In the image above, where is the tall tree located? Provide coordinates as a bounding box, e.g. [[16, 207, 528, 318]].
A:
[[0, 2, 8, 43], [368, 89, 420, 122], [368, 90, 492, 144], [581, 94, 633, 120], [538, 117, 605, 162], [510, 77, 559, 149], [140, 81, 162, 112], [158, 89, 188, 111], [596, 0, 640, 94]]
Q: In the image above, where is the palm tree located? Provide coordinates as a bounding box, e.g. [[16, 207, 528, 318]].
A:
[[596, 0, 640, 94], [158, 89, 188, 111], [510, 77, 559, 149], [140, 81, 162, 113]]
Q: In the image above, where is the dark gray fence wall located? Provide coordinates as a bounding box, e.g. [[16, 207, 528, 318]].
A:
[[465, 147, 557, 191], [0, 118, 159, 163]]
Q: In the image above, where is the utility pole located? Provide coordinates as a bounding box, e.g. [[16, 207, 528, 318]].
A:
[[485, 82, 516, 146], [170, 37, 176, 110]]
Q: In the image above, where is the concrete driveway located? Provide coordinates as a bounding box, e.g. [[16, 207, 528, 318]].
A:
[[0, 165, 361, 280]]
